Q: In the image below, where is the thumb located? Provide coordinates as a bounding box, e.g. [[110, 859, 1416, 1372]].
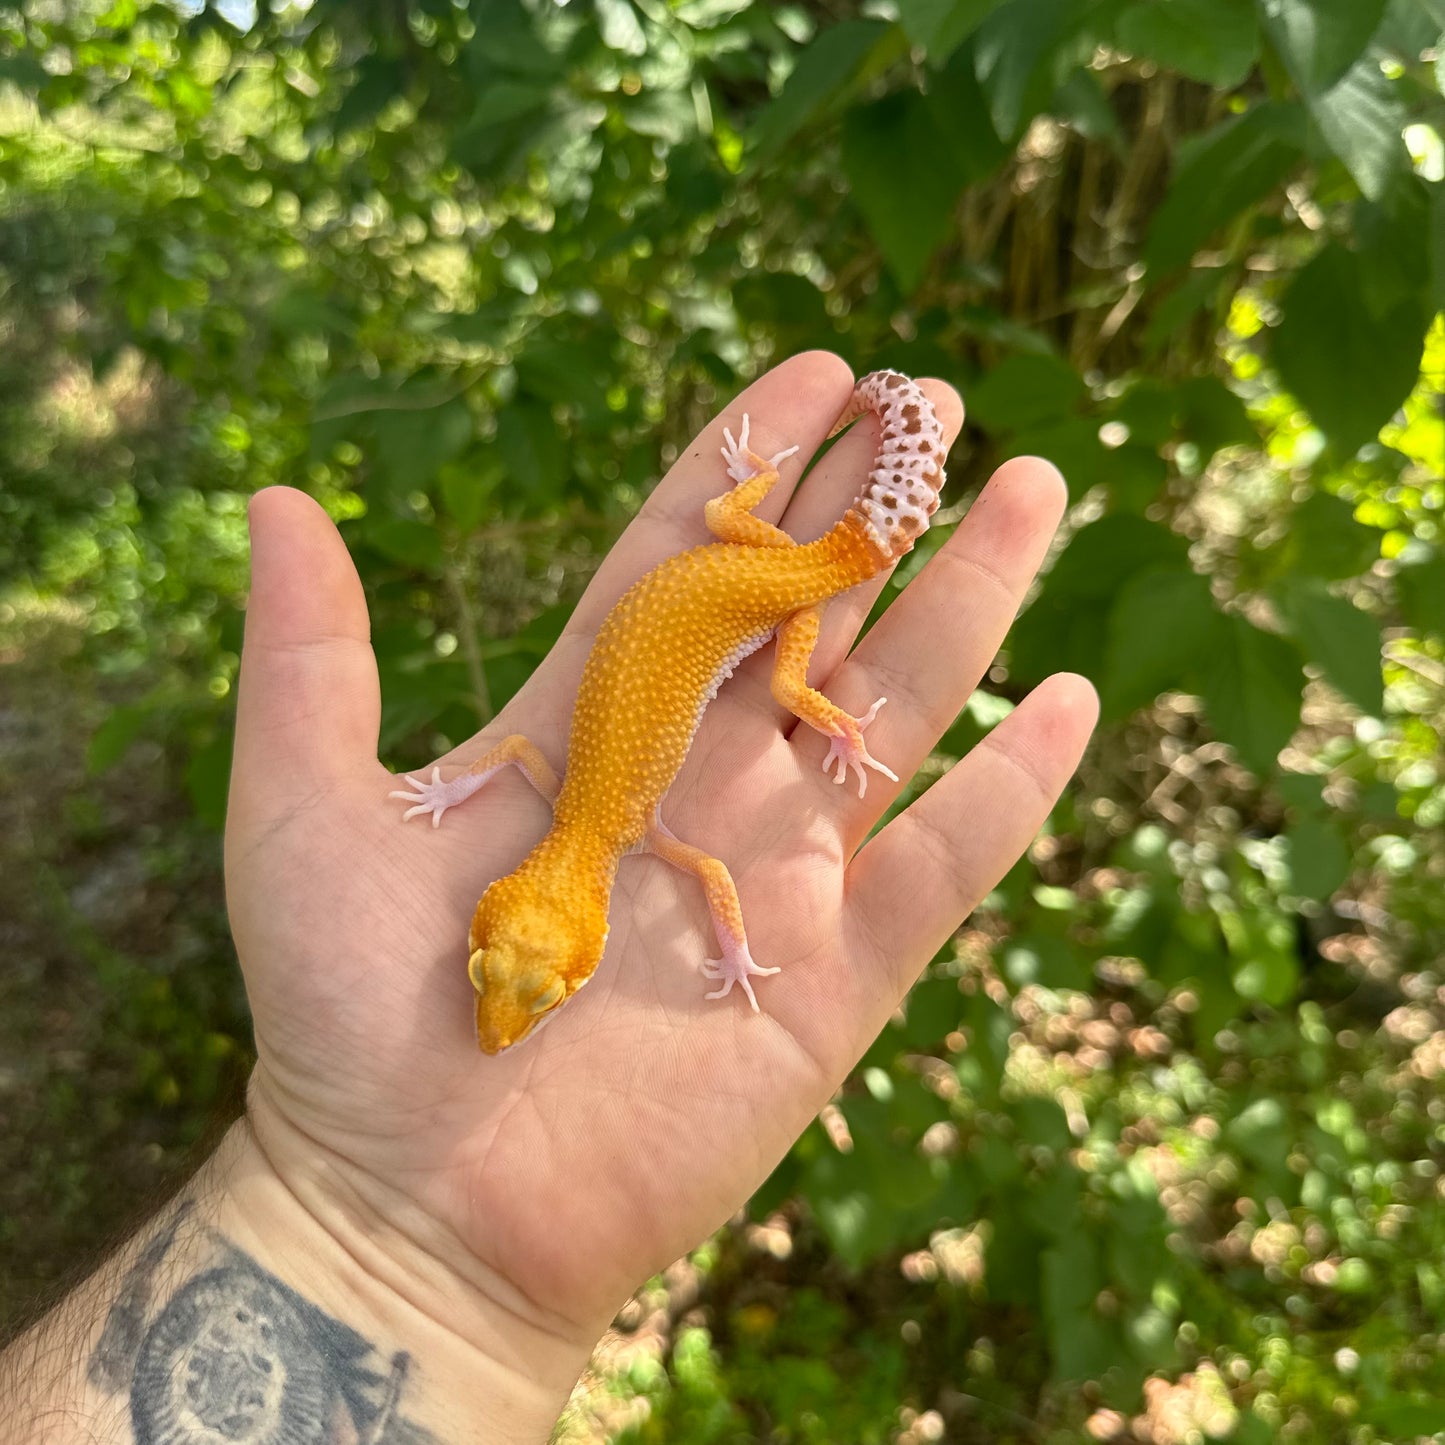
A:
[[231, 487, 381, 817]]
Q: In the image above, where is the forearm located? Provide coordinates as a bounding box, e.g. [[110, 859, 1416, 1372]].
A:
[[0, 1120, 588, 1444]]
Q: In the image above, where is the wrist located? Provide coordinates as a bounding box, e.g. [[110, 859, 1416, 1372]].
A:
[[211, 1107, 593, 1443], [2, 1111, 595, 1443]]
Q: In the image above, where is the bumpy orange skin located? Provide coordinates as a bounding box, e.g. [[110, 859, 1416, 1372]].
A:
[[446, 371, 948, 1052], [468, 516, 884, 1051]]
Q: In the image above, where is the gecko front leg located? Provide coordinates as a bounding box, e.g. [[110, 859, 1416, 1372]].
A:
[[704, 413, 801, 549], [644, 815, 779, 1010], [391, 734, 560, 826]]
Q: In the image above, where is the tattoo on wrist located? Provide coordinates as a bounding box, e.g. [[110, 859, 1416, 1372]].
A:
[[88, 1199, 444, 1444]]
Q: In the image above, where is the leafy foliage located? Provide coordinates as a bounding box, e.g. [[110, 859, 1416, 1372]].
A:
[[3, 0, 1445, 1438]]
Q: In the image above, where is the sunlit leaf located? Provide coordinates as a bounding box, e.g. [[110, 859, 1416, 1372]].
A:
[[750, 20, 896, 157], [973, 0, 1079, 140], [1117, 0, 1258, 88], [1256, 0, 1389, 95], [1306, 55, 1408, 201], [897, 0, 1008, 63]]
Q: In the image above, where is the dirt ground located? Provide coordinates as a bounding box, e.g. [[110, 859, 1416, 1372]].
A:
[[0, 636, 249, 1334]]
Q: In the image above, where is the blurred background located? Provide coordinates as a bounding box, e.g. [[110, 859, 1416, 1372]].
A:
[[2, 0, 1444, 1440]]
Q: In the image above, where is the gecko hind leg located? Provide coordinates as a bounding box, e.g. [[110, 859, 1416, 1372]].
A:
[[391, 735, 560, 827], [644, 817, 779, 1011], [705, 413, 800, 549], [771, 606, 898, 799]]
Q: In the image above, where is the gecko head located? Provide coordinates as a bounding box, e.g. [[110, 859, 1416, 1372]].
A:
[[466, 877, 609, 1055]]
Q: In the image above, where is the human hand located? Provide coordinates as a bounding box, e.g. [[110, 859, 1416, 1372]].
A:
[[224, 351, 1096, 1421]]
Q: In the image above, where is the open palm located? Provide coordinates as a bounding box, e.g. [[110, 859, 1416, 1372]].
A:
[[225, 351, 1096, 1361]]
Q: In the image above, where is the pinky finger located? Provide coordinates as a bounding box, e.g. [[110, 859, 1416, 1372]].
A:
[[844, 673, 1098, 1002]]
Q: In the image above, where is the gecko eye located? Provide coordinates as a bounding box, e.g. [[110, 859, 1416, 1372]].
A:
[[527, 976, 566, 1016], [468, 949, 486, 995]]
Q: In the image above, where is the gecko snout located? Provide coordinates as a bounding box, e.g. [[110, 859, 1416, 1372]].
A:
[[467, 873, 610, 1053], [469, 940, 570, 1054]]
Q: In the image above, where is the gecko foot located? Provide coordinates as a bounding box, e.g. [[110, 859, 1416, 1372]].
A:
[[721, 414, 799, 485], [389, 766, 487, 827], [821, 697, 899, 800], [701, 937, 780, 1013]]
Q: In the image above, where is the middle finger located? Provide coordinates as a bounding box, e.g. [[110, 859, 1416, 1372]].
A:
[[790, 454, 1069, 849]]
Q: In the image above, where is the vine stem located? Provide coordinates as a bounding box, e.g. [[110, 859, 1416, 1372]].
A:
[[444, 557, 492, 726]]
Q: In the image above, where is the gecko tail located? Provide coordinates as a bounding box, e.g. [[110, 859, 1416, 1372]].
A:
[[828, 370, 948, 562]]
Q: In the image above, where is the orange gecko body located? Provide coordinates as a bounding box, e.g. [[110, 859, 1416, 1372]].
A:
[[392, 372, 947, 1052]]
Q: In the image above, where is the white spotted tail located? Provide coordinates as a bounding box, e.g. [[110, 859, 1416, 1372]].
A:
[[829, 371, 947, 560]]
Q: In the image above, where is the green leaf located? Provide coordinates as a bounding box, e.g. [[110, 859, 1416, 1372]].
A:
[[334, 55, 404, 134], [925, 41, 1012, 182], [898, 0, 1008, 62], [969, 352, 1088, 431], [1396, 548, 1445, 636], [1117, 0, 1259, 88], [1144, 101, 1307, 271], [1016, 1097, 1073, 1151], [494, 398, 569, 497], [437, 298, 522, 347], [1042, 1234, 1114, 1382], [1284, 818, 1351, 899], [1431, 180, 1445, 312], [449, 81, 557, 173], [732, 273, 830, 335], [372, 396, 474, 499], [1020, 418, 1117, 498], [98, 0, 139, 27], [462, 4, 566, 81], [1002, 933, 1092, 989], [1201, 615, 1302, 775], [1011, 515, 1191, 684], [0, 49, 47, 93], [184, 730, 233, 831], [1175, 374, 1257, 455], [87, 702, 154, 774], [1355, 176, 1432, 318], [973, 0, 1081, 140], [1275, 578, 1384, 715], [841, 90, 971, 292], [363, 519, 446, 573], [1143, 266, 1231, 355], [750, 20, 897, 157], [595, 0, 647, 56], [1270, 242, 1429, 453], [1110, 374, 1255, 457], [1362, 1400, 1445, 1437], [1101, 565, 1225, 720], [1277, 491, 1379, 579], [515, 339, 611, 422], [1032, 515, 1192, 603], [1256, 0, 1388, 95], [1053, 68, 1121, 147], [898, 976, 967, 1047], [1306, 55, 1408, 201], [440, 456, 503, 533], [1226, 1096, 1291, 1169]]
